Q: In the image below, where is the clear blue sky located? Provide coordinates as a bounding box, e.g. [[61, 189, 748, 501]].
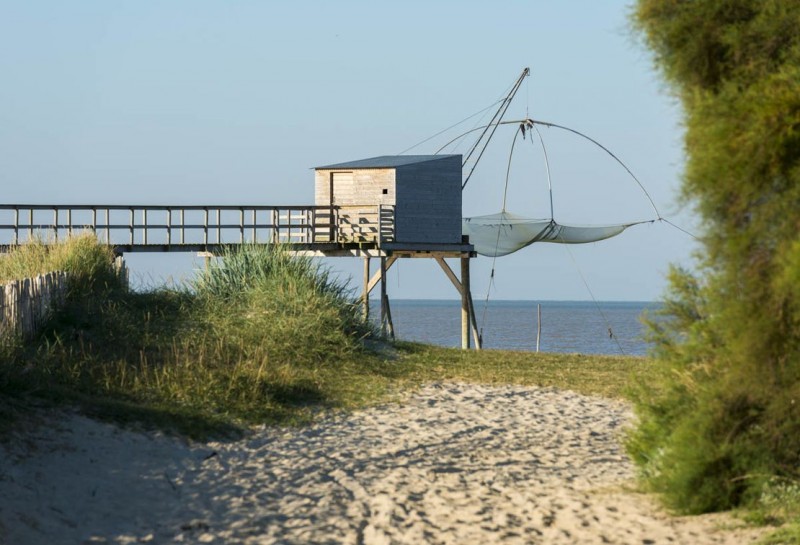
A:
[[0, 1, 694, 301]]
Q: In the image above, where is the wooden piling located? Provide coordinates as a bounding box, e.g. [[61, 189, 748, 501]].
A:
[[362, 256, 370, 320], [461, 255, 470, 350], [468, 292, 481, 350], [384, 293, 395, 340], [380, 256, 387, 337]]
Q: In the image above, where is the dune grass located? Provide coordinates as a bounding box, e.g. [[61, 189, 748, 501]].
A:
[[0, 240, 377, 437], [0, 233, 120, 290], [0, 236, 651, 439]]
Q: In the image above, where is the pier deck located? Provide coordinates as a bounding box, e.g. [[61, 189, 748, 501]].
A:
[[0, 204, 473, 257]]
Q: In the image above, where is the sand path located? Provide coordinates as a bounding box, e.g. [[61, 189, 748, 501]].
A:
[[0, 383, 764, 544]]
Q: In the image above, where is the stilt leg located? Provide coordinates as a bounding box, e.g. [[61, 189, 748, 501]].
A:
[[380, 256, 387, 337], [362, 257, 370, 321], [384, 294, 395, 340], [469, 292, 481, 349], [461, 256, 471, 350]]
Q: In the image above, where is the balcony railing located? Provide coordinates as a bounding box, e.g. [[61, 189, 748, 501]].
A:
[[0, 204, 396, 250]]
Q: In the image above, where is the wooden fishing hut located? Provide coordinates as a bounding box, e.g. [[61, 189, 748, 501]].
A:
[[312, 154, 481, 349]]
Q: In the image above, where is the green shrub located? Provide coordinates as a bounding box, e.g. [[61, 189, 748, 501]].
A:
[[192, 244, 371, 349], [629, 0, 800, 514]]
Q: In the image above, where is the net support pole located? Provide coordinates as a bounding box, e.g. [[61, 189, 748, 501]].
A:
[[461, 255, 471, 350], [536, 303, 542, 353]]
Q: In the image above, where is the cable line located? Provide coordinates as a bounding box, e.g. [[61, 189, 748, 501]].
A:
[[659, 217, 699, 240], [397, 98, 505, 155], [560, 242, 627, 356]]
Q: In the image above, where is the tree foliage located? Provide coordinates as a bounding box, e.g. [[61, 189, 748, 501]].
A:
[[629, 0, 800, 513]]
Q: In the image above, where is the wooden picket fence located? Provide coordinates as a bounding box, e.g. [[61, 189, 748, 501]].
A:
[[0, 271, 68, 339]]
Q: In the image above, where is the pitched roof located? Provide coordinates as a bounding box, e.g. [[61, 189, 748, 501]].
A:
[[315, 155, 460, 170]]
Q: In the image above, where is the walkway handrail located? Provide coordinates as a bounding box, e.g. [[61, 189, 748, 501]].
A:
[[0, 204, 395, 250]]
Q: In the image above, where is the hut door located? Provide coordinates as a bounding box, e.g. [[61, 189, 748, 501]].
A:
[[330, 171, 354, 242], [330, 172, 354, 206]]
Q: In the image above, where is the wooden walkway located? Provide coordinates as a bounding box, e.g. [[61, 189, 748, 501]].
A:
[[0, 203, 475, 256], [0, 203, 471, 257]]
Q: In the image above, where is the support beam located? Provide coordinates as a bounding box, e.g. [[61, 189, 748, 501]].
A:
[[461, 256, 471, 350], [438, 255, 481, 350], [366, 255, 397, 295], [362, 257, 370, 320], [384, 292, 395, 340], [380, 256, 388, 338], [468, 292, 481, 349], [435, 256, 462, 294]]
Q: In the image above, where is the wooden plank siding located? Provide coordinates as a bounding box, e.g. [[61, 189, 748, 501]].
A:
[[315, 169, 396, 207], [394, 155, 462, 244]]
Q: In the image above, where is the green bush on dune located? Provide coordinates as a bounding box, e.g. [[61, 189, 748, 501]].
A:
[[629, 0, 800, 521], [0, 238, 376, 435], [192, 244, 371, 364]]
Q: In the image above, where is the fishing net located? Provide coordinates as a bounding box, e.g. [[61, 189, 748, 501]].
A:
[[463, 211, 639, 257]]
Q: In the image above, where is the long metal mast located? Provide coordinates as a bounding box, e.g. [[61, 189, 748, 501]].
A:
[[461, 67, 530, 190]]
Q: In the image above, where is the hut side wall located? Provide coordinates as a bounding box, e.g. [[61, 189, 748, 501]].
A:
[[315, 169, 396, 207], [394, 156, 462, 244]]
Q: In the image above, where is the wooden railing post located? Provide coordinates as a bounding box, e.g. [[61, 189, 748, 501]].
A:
[[142, 208, 148, 245], [166, 208, 172, 246], [203, 207, 209, 248], [105, 208, 110, 244], [129, 208, 134, 246]]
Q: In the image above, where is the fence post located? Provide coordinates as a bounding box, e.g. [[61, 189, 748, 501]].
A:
[[0, 271, 71, 340]]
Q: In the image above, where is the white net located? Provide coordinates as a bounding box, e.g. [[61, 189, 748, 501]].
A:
[[463, 211, 636, 257]]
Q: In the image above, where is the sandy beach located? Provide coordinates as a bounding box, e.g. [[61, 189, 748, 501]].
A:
[[0, 383, 764, 544]]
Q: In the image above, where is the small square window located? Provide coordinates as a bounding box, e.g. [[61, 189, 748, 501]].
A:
[[382, 189, 388, 195]]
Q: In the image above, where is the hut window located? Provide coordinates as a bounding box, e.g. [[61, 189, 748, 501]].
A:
[[382, 188, 388, 195]]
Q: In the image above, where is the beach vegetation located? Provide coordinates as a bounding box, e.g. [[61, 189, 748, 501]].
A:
[[0, 232, 122, 293], [0, 235, 652, 439], [628, 0, 800, 528], [1, 240, 379, 437]]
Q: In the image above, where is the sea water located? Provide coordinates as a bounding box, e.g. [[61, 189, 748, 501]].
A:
[[375, 300, 660, 356]]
